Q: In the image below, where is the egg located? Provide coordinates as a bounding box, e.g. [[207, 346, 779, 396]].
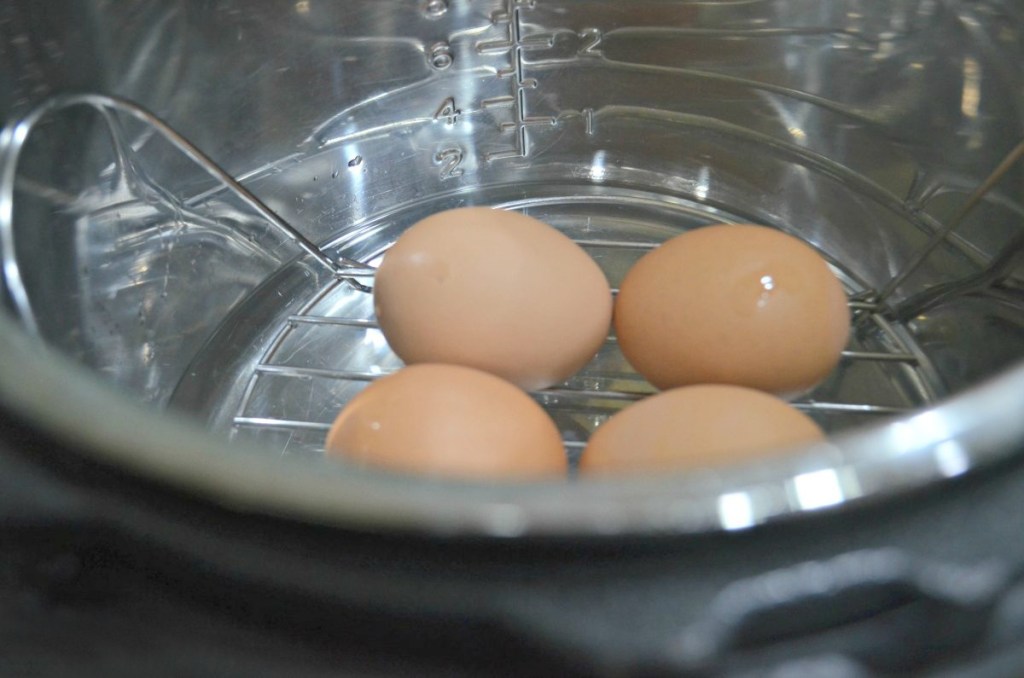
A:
[[614, 224, 850, 395], [579, 384, 825, 475], [373, 207, 613, 391], [324, 364, 567, 480]]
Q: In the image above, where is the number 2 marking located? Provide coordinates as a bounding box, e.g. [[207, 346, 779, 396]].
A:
[[435, 147, 464, 180], [578, 28, 602, 56]]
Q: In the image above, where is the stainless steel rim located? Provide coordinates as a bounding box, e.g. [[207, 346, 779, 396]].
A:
[[2, 306, 1023, 538]]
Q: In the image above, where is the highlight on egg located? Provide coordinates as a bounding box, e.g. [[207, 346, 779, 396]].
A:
[[579, 384, 826, 475], [613, 223, 851, 396], [324, 363, 568, 480], [372, 206, 613, 391]]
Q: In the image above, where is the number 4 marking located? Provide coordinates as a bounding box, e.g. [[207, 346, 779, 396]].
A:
[[434, 97, 461, 125]]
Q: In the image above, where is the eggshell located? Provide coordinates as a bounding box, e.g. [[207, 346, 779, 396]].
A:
[[373, 207, 613, 391], [579, 384, 825, 475], [325, 364, 567, 480], [614, 224, 850, 394]]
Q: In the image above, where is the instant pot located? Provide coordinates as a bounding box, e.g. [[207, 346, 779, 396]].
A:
[[2, 1, 1024, 675]]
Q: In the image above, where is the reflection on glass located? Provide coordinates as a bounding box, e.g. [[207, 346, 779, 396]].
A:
[[717, 491, 755, 530], [363, 328, 387, 350], [961, 57, 981, 119], [694, 165, 709, 201], [935, 440, 970, 477], [889, 410, 954, 451], [792, 469, 844, 510], [590, 150, 608, 183]]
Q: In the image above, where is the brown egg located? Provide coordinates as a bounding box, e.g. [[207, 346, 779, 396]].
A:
[[579, 384, 824, 475], [614, 224, 850, 395], [373, 207, 612, 391], [325, 364, 567, 480]]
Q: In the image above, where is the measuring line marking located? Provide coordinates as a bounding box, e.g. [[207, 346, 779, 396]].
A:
[[479, 0, 545, 162]]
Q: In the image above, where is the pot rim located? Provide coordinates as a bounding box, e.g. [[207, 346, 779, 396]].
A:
[[2, 310, 1023, 538]]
